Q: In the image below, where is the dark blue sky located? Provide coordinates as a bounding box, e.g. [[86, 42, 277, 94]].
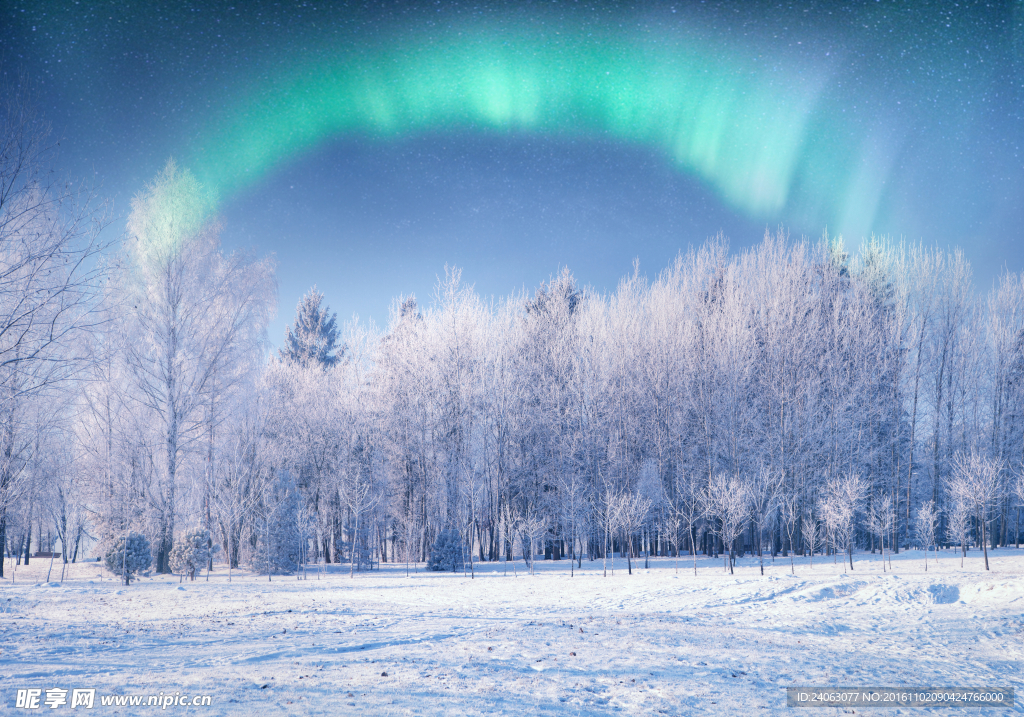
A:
[[3, 1, 1022, 344]]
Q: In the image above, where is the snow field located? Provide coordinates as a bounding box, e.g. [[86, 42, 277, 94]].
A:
[[2, 549, 1022, 716]]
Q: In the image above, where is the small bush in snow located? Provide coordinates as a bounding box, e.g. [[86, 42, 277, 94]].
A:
[[427, 529, 464, 572], [169, 527, 212, 580], [104, 532, 151, 586]]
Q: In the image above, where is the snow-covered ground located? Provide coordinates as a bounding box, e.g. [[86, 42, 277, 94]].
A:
[[2, 549, 1022, 716]]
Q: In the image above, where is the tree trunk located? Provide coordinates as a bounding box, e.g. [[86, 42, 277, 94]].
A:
[[981, 510, 990, 571]]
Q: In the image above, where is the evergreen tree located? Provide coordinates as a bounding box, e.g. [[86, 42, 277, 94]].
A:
[[251, 471, 302, 577], [279, 287, 343, 368], [104, 533, 152, 586], [427, 529, 464, 572], [169, 527, 212, 580]]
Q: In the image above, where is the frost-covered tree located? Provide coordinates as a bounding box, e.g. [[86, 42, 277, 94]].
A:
[[279, 287, 343, 368], [703, 473, 749, 574], [947, 451, 1002, 570], [780, 492, 799, 574], [867, 493, 895, 571], [820, 474, 868, 571], [212, 402, 265, 580], [673, 471, 705, 576], [925, 251, 974, 514], [0, 84, 107, 579], [599, 488, 623, 577], [946, 502, 971, 567], [801, 510, 821, 568], [914, 501, 938, 571], [747, 466, 781, 575], [119, 160, 274, 573], [1013, 471, 1024, 549], [104, 532, 151, 586], [427, 528, 464, 572], [558, 469, 591, 575], [616, 492, 651, 575], [251, 470, 302, 578], [169, 526, 212, 581], [50, 230, 1024, 581], [519, 511, 549, 576]]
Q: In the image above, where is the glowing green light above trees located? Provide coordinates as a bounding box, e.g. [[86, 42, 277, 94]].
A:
[[188, 24, 867, 231]]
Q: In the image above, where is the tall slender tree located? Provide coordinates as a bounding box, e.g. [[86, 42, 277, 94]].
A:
[[119, 160, 274, 573], [0, 84, 107, 578]]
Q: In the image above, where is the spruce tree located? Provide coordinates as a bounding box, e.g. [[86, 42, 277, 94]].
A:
[[251, 471, 302, 577], [279, 287, 343, 368], [104, 533, 152, 586], [169, 527, 213, 580], [427, 529, 464, 572]]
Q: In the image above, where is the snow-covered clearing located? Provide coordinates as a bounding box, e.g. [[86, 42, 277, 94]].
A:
[[2, 550, 1022, 716]]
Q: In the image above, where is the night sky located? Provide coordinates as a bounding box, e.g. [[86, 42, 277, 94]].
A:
[[3, 1, 1023, 343]]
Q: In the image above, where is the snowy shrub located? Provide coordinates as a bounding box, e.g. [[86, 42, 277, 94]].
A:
[[427, 529, 464, 572], [169, 527, 212, 580], [104, 532, 151, 586]]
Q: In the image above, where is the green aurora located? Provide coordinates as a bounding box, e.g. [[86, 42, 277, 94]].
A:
[[187, 23, 873, 235], [8, 1, 1019, 256]]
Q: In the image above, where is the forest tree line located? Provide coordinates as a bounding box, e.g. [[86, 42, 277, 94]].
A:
[[3, 101, 1024, 582]]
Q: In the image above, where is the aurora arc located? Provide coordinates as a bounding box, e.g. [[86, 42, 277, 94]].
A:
[[187, 26, 872, 234]]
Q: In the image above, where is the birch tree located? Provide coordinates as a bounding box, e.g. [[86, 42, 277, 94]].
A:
[[703, 473, 749, 575], [867, 493, 895, 571], [914, 500, 938, 571], [821, 473, 868, 571], [119, 160, 274, 572], [747, 466, 781, 575], [0, 85, 108, 577], [947, 451, 1002, 571], [946, 501, 971, 567]]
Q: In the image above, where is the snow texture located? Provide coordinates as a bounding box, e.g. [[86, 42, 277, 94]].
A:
[[2, 550, 1021, 716]]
